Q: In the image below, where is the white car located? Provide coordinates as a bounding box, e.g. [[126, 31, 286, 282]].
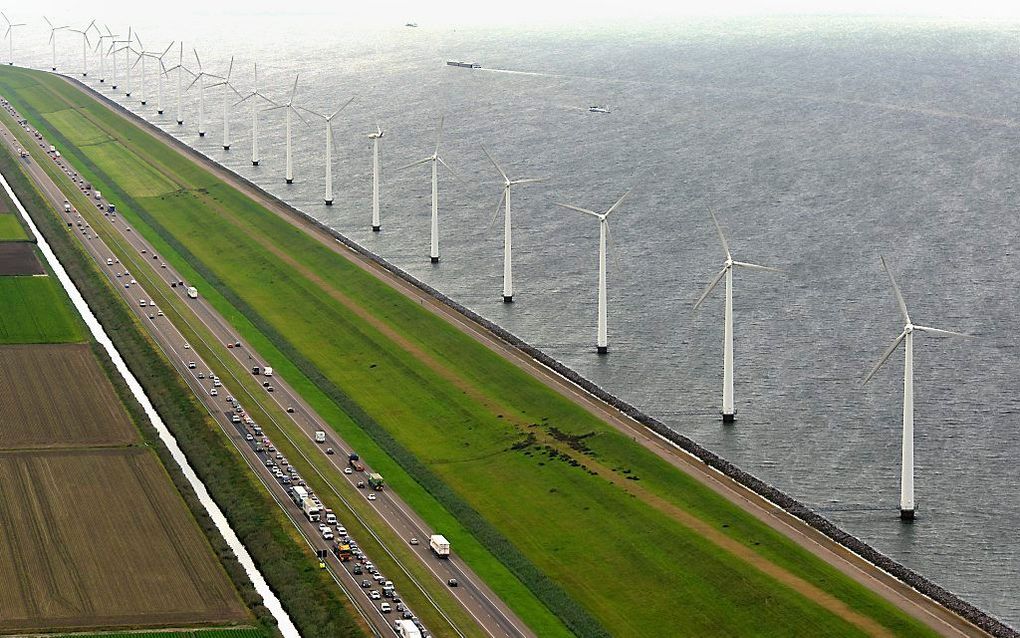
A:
[[343, 467, 353, 475], [367, 493, 377, 501], [184, 343, 190, 349], [210, 388, 218, 396]]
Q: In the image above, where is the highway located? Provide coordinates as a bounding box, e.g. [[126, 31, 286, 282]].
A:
[[0, 102, 533, 638]]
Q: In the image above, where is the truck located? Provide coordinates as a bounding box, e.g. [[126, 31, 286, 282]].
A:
[[367, 473, 384, 490], [314, 430, 326, 444], [324, 508, 337, 525], [291, 485, 309, 506], [429, 534, 451, 558], [263, 367, 273, 377], [187, 286, 198, 299], [333, 541, 352, 561], [396, 619, 423, 638], [302, 498, 320, 522], [93, 190, 101, 200], [348, 453, 364, 472]]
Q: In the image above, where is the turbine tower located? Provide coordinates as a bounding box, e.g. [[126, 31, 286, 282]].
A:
[[555, 189, 631, 354], [68, 20, 94, 76], [368, 123, 383, 231], [481, 146, 544, 303], [92, 25, 117, 83], [398, 115, 455, 263], [207, 56, 240, 150], [298, 96, 356, 205], [234, 62, 276, 166], [44, 16, 69, 71], [186, 49, 222, 138], [863, 256, 969, 521], [108, 32, 131, 90], [693, 210, 778, 423], [163, 43, 190, 125], [121, 26, 133, 96], [263, 75, 303, 184], [130, 32, 150, 105], [2, 14, 26, 67]]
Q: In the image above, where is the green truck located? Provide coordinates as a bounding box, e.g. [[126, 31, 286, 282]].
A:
[[367, 473, 384, 490]]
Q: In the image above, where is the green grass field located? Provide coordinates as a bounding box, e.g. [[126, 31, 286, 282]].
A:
[[0, 65, 945, 637], [0, 274, 84, 343], [51, 629, 266, 638], [0, 214, 28, 240]]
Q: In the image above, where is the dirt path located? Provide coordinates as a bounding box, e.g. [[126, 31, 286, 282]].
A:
[[54, 75, 994, 638]]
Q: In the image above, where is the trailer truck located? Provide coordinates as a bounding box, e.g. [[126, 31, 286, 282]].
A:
[[367, 473, 384, 490], [348, 453, 364, 472], [396, 619, 423, 638], [302, 498, 320, 522], [429, 534, 451, 558]]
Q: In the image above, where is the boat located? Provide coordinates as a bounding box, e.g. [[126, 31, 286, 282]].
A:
[[446, 61, 482, 69], [405, 22, 418, 27], [588, 105, 611, 114]]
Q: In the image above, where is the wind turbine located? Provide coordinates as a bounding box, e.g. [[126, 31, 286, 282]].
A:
[[368, 123, 383, 231], [398, 115, 456, 263], [298, 96, 356, 205], [693, 210, 778, 423], [163, 43, 190, 125], [234, 62, 276, 165], [108, 32, 130, 90], [263, 75, 304, 184], [482, 146, 545, 303], [554, 188, 631, 354], [43, 16, 69, 71], [186, 49, 223, 138], [121, 27, 133, 96], [92, 25, 116, 83], [863, 256, 969, 521], [1, 13, 26, 67], [207, 56, 240, 150], [68, 20, 95, 77], [130, 32, 153, 105]]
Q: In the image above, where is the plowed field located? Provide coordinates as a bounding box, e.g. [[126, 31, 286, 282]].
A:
[[0, 447, 248, 632], [0, 344, 136, 449], [0, 243, 42, 274]]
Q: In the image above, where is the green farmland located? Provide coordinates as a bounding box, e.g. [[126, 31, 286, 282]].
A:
[[0, 65, 945, 637], [0, 275, 84, 343], [52, 629, 266, 638]]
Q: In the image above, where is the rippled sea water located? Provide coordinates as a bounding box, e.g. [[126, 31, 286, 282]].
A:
[[21, 14, 1020, 627]]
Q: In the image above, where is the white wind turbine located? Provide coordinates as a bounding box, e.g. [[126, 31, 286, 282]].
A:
[[121, 27, 133, 96], [43, 16, 69, 71], [186, 49, 223, 138], [368, 123, 384, 231], [263, 75, 304, 184], [130, 32, 152, 105], [233, 62, 276, 165], [163, 43, 190, 125], [399, 115, 456, 263], [68, 20, 94, 77], [92, 25, 116, 83], [2, 13, 26, 67], [863, 256, 969, 521], [482, 146, 545, 303], [207, 56, 240, 150], [555, 189, 631, 354], [693, 210, 778, 423], [298, 96, 356, 205], [134, 38, 174, 112], [108, 32, 131, 90]]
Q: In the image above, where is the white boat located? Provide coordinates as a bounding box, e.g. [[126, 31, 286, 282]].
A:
[[588, 105, 610, 114]]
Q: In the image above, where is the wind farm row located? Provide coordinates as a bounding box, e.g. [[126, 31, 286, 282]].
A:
[[0, 13, 975, 523]]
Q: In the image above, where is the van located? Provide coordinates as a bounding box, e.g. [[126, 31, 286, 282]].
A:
[[106, 258, 113, 266], [48, 145, 55, 153], [63, 202, 71, 213], [139, 299, 147, 307]]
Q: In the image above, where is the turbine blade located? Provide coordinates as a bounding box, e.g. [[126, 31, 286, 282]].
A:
[[693, 266, 729, 312], [481, 145, 509, 184], [289, 74, 299, 102], [397, 156, 433, 171], [913, 325, 971, 338], [294, 105, 325, 119], [329, 95, 356, 120], [292, 106, 309, 126], [44, 16, 53, 29], [487, 189, 506, 231], [709, 209, 732, 260], [604, 186, 633, 217], [880, 255, 912, 325], [376, 122, 382, 136], [554, 202, 601, 218], [226, 55, 234, 80], [510, 177, 546, 185], [193, 48, 202, 71], [732, 261, 780, 273], [437, 155, 458, 179], [434, 114, 444, 156], [161, 41, 173, 57], [863, 331, 907, 384]]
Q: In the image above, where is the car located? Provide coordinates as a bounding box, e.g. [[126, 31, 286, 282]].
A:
[[141, 249, 147, 254], [210, 388, 218, 396], [380, 602, 391, 613], [227, 343, 234, 349], [352, 565, 363, 575], [148, 314, 154, 319], [336, 526, 347, 535], [157, 311, 164, 316], [188, 361, 196, 369], [130, 279, 136, 285], [363, 561, 374, 571], [327, 447, 335, 455], [343, 466, 352, 475], [367, 493, 377, 501], [357, 481, 365, 489], [116, 272, 122, 278], [361, 580, 371, 588], [447, 579, 458, 587], [275, 452, 283, 459], [267, 386, 274, 392], [402, 610, 413, 619], [198, 372, 206, 379], [265, 459, 274, 467], [409, 537, 419, 545], [234, 341, 241, 347], [320, 529, 333, 541], [286, 406, 295, 413], [184, 343, 190, 349], [396, 603, 405, 612], [370, 590, 381, 600], [161, 263, 167, 268]]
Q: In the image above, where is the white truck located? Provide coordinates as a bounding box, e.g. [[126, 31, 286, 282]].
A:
[[302, 498, 320, 523], [429, 534, 450, 558], [186, 286, 198, 299], [395, 620, 422, 638], [263, 366, 274, 377], [314, 430, 326, 444], [291, 485, 308, 506]]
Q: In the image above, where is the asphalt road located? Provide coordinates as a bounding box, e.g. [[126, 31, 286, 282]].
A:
[[0, 107, 532, 638]]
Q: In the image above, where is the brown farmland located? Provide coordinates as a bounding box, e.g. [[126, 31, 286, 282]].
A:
[[0, 344, 137, 449], [0, 242, 43, 275], [0, 447, 248, 632]]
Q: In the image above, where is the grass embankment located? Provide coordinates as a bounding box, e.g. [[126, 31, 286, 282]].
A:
[[0, 65, 944, 637], [0, 137, 365, 638]]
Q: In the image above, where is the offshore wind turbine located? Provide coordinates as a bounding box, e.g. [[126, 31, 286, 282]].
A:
[[368, 123, 383, 231], [207, 56, 240, 150], [130, 32, 152, 105], [163, 43, 190, 125], [693, 210, 778, 423], [482, 146, 545, 303], [93, 25, 116, 83], [398, 115, 455, 263], [263, 75, 304, 184], [121, 27, 133, 96], [863, 256, 969, 521], [555, 188, 631, 354], [2, 13, 27, 66], [68, 20, 95, 76], [298, 96, 356, 205], [43, 16, 69, 71], [108, 32, 130, 90], [234, 62, 275, 165], [152, 41, 174, 114], [186, 49, 222, 137]]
